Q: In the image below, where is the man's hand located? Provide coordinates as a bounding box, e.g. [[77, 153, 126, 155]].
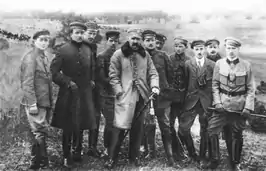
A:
[[29, 103, 38, 114], [215, 103, 225, 113], [242, 108, 251, 119], [69, 81, 78, 90], [152, 87, 160, 95]]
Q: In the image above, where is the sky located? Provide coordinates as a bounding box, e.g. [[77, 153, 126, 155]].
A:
[[0, 0, 265, 14]]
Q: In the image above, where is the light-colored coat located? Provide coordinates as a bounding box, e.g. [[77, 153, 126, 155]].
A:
[[109, 46, 159, 129], [212, 57, 255, 111], [20, 48, 53, 108]]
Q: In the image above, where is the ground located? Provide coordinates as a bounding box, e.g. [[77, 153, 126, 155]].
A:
[[1, 18, 266, 171]]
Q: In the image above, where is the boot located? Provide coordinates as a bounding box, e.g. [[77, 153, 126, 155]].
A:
[[72, 130, 83, 162], [39, 137, 49, 169], [87, 129, 101, 158], [62, 131, 73, 168], [28, 142, 40, 170], [102, 126, 112, 159], [143, 124, 156, 159], [104, 128, 125, 169], [183, 134, 199, 162], [231, 137, 243, 171], [161, 130, 175, 166], [202, 135, 220, 169], [199, 132, 209, 167], [223, 125, 233, 160], [171, 128, 187, 162]]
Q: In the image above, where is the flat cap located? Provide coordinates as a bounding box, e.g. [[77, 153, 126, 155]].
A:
[[174, 36, 188, 47], [85, 21, 98, 31], [105, 30, 120, 40], [224, 37, 241, 47], [142, 30, 156, 39], [127, 28, 143, 38], [156, 33, 167, 42], [191, 39, 205, 49], [205, 38, 220, 46], [70, 22, 87, 30], [33, 29, 50, 40]]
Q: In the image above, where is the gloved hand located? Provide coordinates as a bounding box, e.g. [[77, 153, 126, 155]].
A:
[[242, 108, 251, 119], [152, 87, 160, 95], [29, 103, 38, 114], [68, 81, 78, 90], [215, 103, 225, 113]]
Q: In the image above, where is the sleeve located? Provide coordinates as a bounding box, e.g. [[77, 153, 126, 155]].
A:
[[163, 53, 171, 87], [109, 51, 123, 95], [244, 62, 256, 111], [20, 53, 37, 106], [147, 54, 159, 89], [184, 61, 190, 91], [97, 54, 110, 85], [212, 61, 222, 106], [50, 50, 72, 87]]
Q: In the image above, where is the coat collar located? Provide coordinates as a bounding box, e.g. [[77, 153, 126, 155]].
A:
[[207, 53, 222, 62], [121, 41, 146, 58]]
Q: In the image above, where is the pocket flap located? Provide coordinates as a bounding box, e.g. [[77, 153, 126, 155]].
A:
[[235, 71, 246, 76]]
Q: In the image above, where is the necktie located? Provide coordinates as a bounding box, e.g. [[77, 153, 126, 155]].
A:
[[198, 61, 201, 68]]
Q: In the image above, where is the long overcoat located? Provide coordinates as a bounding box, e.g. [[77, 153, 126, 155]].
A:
[[50, 40, 96, 130]]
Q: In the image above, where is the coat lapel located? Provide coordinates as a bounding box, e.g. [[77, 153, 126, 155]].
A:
[[191, 58, 200, 77], [198, 57, 208, 77]]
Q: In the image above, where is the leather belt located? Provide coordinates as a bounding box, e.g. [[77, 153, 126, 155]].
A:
[[220, 88, 246, 96]]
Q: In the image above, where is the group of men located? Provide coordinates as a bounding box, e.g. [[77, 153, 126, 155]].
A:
[[20, 20, 255, 171]]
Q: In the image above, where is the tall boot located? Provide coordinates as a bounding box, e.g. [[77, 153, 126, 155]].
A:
[[183, 133, 199, 162], [87, 129, 101, 158], [171, 128, 187, 161], [199, 132, 209, 162], [223, 125, 233, 161], [39, 137, 49, 169], [72, 130, 83, 162], [161, 130, 175, 166], [202, 135, 220, 169], [62, 130, 72, 167], [144, 124, 156, 159], [231, 137, 243, 171], [28, 142, 40, 170], [103, 126, 112, 157], [104, 128, 125, 169]]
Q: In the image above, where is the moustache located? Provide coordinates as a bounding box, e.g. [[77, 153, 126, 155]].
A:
[[211, 51, 216, 54]]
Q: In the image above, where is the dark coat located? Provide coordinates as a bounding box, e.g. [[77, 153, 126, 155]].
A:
[[183, 57, 215, 112], [167, 52, 191, 103], [50, 40, 96, 130]]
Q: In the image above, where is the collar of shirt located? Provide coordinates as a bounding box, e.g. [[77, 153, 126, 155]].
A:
[[227, 56, 238, 61], [195, 57, 205, 67]]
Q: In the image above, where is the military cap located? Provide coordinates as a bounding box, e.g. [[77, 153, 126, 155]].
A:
[[32, 29, 50, 40], [156, 33, 167, 42], [70, 22, 87, 30], [205, 38, 220, 46], [142, 30, 156, 40], [174, 36, 188, 47], [127, 28, 143, 38], [105, 30, 120, 40], [224, 37, 241, 47], [85, 21, 98, 31], [191, 39, 205, 49]]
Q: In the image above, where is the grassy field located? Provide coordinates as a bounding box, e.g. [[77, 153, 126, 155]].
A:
[[1, 18, 266, 171]]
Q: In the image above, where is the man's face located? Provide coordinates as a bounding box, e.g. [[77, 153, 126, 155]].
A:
[[34, 35, 50, 50], [70, 28, 84, 43], [143, 36, 156, 50], [206, 44, 219, 56], [128, 34, 141, 50], [83, 30, 97, 43], [174, 43, 186, 55], [155, 40, 164, 50], [225, 44, 239, 59], [106, 37, 119, 50], [193, 45, 206, 59]]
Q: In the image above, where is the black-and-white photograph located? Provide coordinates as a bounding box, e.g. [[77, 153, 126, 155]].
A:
[[0, 0, 266, 170]]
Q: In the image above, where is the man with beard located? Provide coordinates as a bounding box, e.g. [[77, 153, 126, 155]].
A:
[[205, 38, 222, 62], [50, 22, 96, 167], [155, 33, 167, 50], [83, 21, 102, 158], [21, 30, 52, 170], [168, 36, 190, 162], [105, 28, 159, 169], [205, 37, 255, 170], [141, 30, 176, 167], [178, 40, 215, 165], [96, 30, 120, 157]]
